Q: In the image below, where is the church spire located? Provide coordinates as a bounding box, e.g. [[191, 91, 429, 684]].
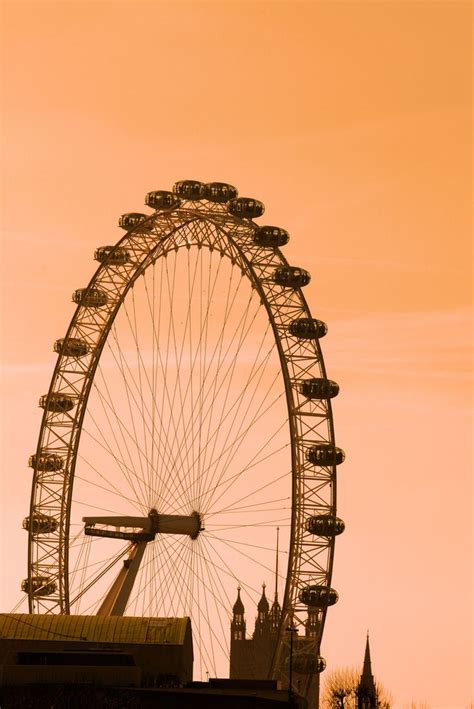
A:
[[356, 632, 377, 709], [362, 632, 372, 677]]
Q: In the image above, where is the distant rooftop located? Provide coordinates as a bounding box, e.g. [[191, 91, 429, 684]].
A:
[[0, 614, 190, 646]]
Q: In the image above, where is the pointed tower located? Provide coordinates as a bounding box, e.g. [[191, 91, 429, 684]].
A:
[[269, 593, 281, 634], [231, 586, 246, 641], [254, 583, 270, 637], [356, 633, 377, 709], [230, 586, 252, 679], [269, 527, 281, 634]]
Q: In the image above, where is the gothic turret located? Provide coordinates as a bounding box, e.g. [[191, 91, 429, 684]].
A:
[[233, 587, 244, 615], [269, 594, 281, 634], [257, 585, 269, 613], [356, 634, 377, 709], [231, 587, 246, 641], [254, 584, 270, 637]]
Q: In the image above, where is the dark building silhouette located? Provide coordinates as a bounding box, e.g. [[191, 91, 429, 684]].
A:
[[230, 584, 281, 680], [0, 614, 192, 688], [1, 680, 300, 708], [356, 634, 377, 709], [230, 586, 328, 709], [0, 614, 298, 707]]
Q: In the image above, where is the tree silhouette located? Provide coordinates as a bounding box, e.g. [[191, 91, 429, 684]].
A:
[[375, 681, 393, 709], [321, 667, 359, 709], [322, 668, 392, 709]]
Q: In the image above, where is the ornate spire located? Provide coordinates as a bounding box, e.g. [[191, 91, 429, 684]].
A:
[[233, 585, 245, 615], [257, 583, 269, 613], [253, 583, 270, 637], [357, 632, 377, 709], [362, 632, 372, 678], [231, 586, 246, 643]]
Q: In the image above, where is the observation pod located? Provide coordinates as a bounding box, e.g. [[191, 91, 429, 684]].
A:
[[253, 226, 289, 248], [291, 654, 326, 675], [273, 266, 311, 288], [28, 452, 64, 471], [21, 577, 57, 596], [307, 444, 345, 466], [39, 393, 75, 413], [201, 182, 238, 203], [145, 190, 181, 210], [54, 338, 89, 358], [173, 180, 205, 200], [118, 212, 152, 231], [299, 585, 339, 608], [228, 197, 265, 219], [94, 246, 130, 265], [289, 318, 328, 340], [299, 378, 339, 399], [72, 288, 108, 308], [23, 514, 58, 535], [306, 515, 345, 537]]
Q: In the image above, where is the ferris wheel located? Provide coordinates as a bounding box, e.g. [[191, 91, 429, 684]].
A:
[[23, 180, 344, 698]]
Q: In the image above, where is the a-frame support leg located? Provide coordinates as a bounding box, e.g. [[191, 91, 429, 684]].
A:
[[96, 541, 148, 616]]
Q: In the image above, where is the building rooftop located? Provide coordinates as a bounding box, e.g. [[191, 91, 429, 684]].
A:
[[0, 614, 190, 646]]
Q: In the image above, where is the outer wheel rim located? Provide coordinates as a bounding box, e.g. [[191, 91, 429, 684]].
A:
[[26, 195, 339, 697]]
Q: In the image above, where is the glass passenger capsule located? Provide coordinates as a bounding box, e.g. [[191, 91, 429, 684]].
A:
[[307, 444, 345, 466], [273, 266, 311, 288], [145, 190, 181, 210], [21, 577, 57, 596], [22, 515, 58, 534], [253, 226, 289, 248], [118, 212, 152, 231], [94, 246, 130, 265], [306, 515, 345, 537], [316, 656, 327, 673], [291, 654, 326, 674], [299, 585, 339, 608], [299, 378, 339, 399], [228, 197, 265, 219], [289, 318, 328, 339], [39, 393, 75, 413], [28, 452, 64, 471], [72, 288, 108, 308], [173, 180, 205, 200], [201, 182, 238, 203], [54, 338, 89, 358]]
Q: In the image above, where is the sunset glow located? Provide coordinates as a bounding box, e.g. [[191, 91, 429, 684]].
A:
[[1, 2, 471, 707]]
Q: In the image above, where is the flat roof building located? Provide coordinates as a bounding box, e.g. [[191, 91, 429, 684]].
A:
[[0, 614, 192, 689]]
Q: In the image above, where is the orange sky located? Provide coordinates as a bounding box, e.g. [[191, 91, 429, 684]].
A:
[[1, 2, 472, 707]]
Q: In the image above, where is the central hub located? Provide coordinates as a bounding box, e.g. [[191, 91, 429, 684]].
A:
[[148, 509, 203, 540]]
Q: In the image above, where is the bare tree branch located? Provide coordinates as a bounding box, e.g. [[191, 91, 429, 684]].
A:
[[321, 667, 359, 709]]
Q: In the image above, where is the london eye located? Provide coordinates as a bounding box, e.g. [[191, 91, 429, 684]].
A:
[[23, 180, 344, 700]]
